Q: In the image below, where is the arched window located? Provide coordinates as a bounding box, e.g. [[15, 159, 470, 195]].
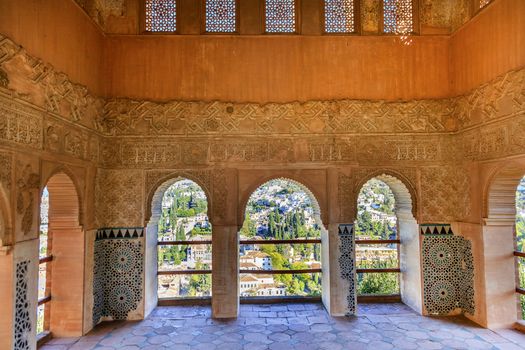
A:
[[382, 0, 414, 34], [157, 179, 212, 300], [37, 187, 51, 335], [36, 172, 83, 339], [265, 0, 297, 33], [355, 179, 400, 298], [205, 0, 237, 33], [516, 176, 525, 319], [145, 0, 177, 32], [239, 179, 322, 300], [324, 0, 357, 33]]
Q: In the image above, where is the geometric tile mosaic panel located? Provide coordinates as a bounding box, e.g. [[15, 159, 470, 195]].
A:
[[14, 260, 31, 350], [421, 225, 475, 316], [325, 0, 355, 33], [265, 0, 296, 33], [93, 228, 144, 325], [338, 224, 356, 316], [205, 0, 237, 33]]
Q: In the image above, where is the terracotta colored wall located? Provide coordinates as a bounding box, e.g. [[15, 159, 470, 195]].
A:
[[450, 0, 525, 94], [0, 0, 104, 95], [103, 35, 450, 103]]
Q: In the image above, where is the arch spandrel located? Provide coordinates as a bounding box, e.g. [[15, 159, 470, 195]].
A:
[[238, 175, 327, 231]]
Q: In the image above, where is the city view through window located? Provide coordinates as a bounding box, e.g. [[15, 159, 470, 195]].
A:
[[355, 179, 400, 296], [156, 178, 404, 299], [516, 177, 525, 318], [239, 179, 322, 298], [157, 180, 212, 299], [38, 187, 50, 334]]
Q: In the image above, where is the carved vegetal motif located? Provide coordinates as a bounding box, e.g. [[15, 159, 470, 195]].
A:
[[16, 163, 39, 236], [212, 169, 228, 221], [93, 228, 143, 325], [14, 260, 31, 350], [338, 224, 356, 316], [0, 152, 12, 190], [420, 166, 470, 222], [95, 169, 143, 227], [421, 224, 475, 315]]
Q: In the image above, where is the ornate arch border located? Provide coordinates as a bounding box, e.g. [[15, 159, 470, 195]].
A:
[[483, 163, 525, 221], [41, 164, 84, 227], [353, 169, 418, 221], [145, 171, 213, 226]]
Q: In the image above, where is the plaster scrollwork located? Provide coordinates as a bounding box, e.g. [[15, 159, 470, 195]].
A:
[[15, 163, 39, 236], [0, 95, 43, 149], [0, 34, 106, 133], [420, 166, 471, 222], [95, 169, 144, 227]]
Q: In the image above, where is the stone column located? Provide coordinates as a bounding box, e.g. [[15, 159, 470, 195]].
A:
[[322, 223, 356, 316], [144, 222, 159, 318], [212, 225, 239, 318], [481, 219, 519, 328]]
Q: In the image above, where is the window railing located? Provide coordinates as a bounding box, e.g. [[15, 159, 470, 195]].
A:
[[38, 255, 52, 334], [356, 238, 401, 296], [515, 251, 525, 296], [157, 240, 212, 300]]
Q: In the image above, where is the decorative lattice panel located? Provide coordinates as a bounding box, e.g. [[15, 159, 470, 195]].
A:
[[383, 0, 413, 34], [206, 0, 236, 32], [421, 224, 475, 316], [338, 224, 356, 316], [145, 0, 177, 32], [325, 0, 355, 33], [265, 0, 296, 33], [93, 228, 144, 325], [14, 261, 31, 350]]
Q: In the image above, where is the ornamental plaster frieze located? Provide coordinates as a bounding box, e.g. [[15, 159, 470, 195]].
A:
[[98, 135, 457, 168], [102, 97, 456, 136], [0, 34, 106, 134]]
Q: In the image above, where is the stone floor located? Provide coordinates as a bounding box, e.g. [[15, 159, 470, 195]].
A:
[[41, 303, 525, 350]]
